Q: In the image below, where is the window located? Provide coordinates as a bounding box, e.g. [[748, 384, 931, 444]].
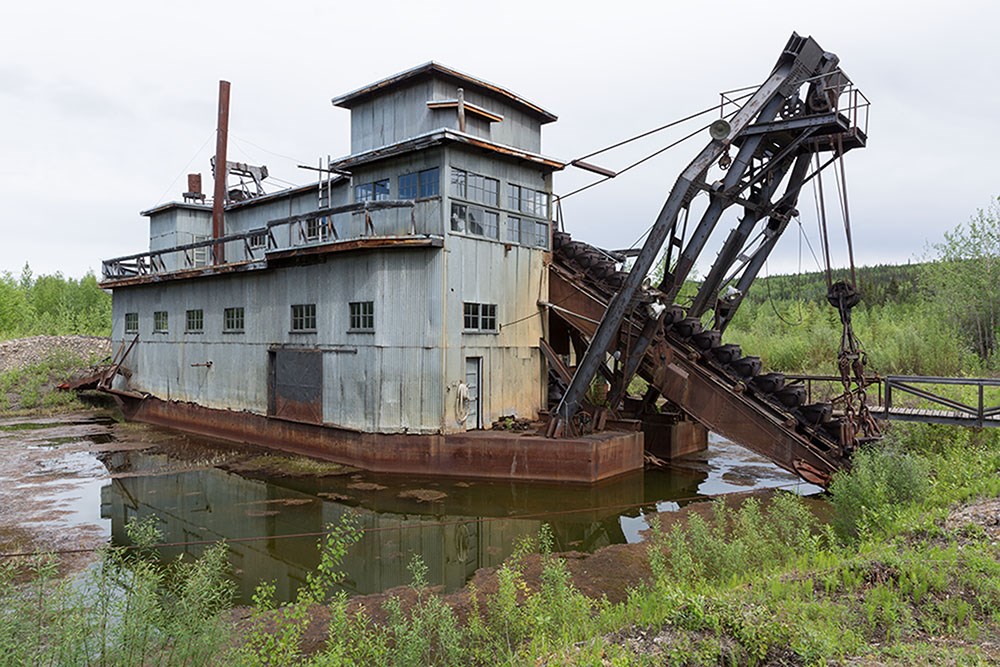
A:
[[224, 307, 245, 333], [482, 210, 499, 239], [355, 179, 390, 203], [185, 309, 204, 333], [468, 173, 499, 206], [529, 220, 550, 249], [507, 184, 549, 218], [450, 168, 466, 199], [124, 312, 138, 334], [305, 217, 328, 243], [191, 235, 210, 266], [399, 167, 439, 199], [506, 215, 548, 248], [153, 311, 168, 333], [249, 231, 268, 249], [506, 216, 522, 244], [452, 168, 498, 206], [291, 304, 317, 332], [451, 203, 467, 232], [451, 204, 499, 239], [349, 301, 374, 332], [463, 302, 498, 333]]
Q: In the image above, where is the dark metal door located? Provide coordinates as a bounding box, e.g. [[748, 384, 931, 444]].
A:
[[269, 348, 323, 424]]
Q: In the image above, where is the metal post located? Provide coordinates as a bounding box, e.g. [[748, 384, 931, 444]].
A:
[[212, 80, 231, 265], [979, 382, 985, 427]]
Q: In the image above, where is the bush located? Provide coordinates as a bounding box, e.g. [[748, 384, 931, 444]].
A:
[[829, 443, 930, 541]]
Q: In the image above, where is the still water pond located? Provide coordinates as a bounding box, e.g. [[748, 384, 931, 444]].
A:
[[2, 416, 818, 604]]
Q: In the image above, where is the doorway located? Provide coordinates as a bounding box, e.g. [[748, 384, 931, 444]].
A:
[[464, 357, 481, 430]]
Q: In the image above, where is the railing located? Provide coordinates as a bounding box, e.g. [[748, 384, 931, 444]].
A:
[[783, 373, 1000, 428], [883, 375, 1000, 428], [102, 197, 442, 280]]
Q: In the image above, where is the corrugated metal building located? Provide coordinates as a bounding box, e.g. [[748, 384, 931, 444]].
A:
[[103, 63, 566, 437]]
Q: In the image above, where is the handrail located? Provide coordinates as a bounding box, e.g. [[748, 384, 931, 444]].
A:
[[883, 375, 1000, 427], [102, 197, 440, 279]]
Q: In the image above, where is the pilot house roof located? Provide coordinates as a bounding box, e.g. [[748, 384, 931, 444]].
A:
[[331, 61, 558, 124]]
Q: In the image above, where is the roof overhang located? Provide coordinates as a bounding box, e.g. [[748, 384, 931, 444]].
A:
[[330, 129, 566, 172], [331, 61, 557, 124]]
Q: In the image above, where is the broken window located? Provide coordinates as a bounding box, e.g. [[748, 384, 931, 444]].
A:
[[530, 220, 549, 249], [291, 304, 317, 332], [349, 301, 374, 332], [185, 309, 204, 333], [451, 203, 467, 232], [452, 204, 498, 240], [153, 311, 168, 333], [124, 312, 138, 334], [224, 307, 245, 333]]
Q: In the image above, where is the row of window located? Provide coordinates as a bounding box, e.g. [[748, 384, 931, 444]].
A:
[[125, 300, 497, 335], [451, 168, 499, 207], [356, 167, 443, 204], [450, 203, 549, 249], [127, 308, 246, 334], [127, 303, 375, 335], [508, 184, 549, 218], [353, 166, 548, 217]]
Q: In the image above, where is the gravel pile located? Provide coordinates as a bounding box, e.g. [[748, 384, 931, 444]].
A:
[[0, 336, 112, 374]]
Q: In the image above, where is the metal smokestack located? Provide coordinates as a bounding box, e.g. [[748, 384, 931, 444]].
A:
[[211, 80, 231, 264]]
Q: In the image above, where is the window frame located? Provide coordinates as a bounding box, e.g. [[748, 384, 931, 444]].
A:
[[355, 178, 390, 203], [348, 301, 375, 333], [124, 312, 139, 335], [185, 309, 204, 334], [290, 303, 317, 333], [153, 311, 168, 334], [507, 183, 550, 219], [399, 167, 440, 200], [223, 307, 245, 334], [463, 302, 499, 333]]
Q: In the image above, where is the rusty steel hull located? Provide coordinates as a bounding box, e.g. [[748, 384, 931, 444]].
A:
[[116, 392, 643, 483]]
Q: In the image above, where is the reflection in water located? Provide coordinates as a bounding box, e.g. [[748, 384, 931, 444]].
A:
[[100, 449, 707, 604]]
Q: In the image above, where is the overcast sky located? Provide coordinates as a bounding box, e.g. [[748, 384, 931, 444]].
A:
[[2, 0, 997, 280]]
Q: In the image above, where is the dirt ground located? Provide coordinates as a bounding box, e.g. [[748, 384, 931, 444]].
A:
[[0, 335, 111, 374]]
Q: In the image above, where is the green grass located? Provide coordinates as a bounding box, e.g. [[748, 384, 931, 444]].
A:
[[0, 349, 103, 414]]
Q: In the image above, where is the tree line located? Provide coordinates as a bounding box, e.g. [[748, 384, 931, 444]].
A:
[[0, 263, 111, 339], [725, 197, 1000, 375]]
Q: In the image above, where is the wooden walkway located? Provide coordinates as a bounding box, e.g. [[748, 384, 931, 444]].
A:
[[875, 405, 1000, 427]]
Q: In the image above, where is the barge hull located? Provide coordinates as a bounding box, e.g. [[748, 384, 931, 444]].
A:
[[117, 393, 644, 483]]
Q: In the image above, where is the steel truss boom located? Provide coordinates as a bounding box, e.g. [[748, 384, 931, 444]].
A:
[[550, 32, 868, 435]]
